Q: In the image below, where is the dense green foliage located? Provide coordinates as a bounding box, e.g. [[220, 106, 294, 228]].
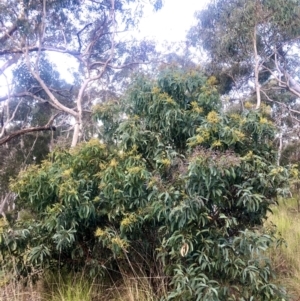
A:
[[0, 67, 290, 300]]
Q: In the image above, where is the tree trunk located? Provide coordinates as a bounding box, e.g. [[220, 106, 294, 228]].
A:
[[253, 25, 261, 110]]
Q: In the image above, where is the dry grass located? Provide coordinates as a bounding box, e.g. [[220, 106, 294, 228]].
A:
[[0, 279, 42, 301], [0, 267, 165, 301], [266, 197, 300, 300]]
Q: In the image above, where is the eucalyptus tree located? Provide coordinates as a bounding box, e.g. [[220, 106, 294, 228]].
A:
[[189, 0, 300, 109], [0, 0, 161, 147], [188, 0, 300, 165]]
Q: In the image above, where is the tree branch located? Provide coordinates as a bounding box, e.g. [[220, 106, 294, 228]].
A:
[[0, 46, 81, 57], [24, 47, 78, 118], [0, 24, 18, 44], [0, 54, 21, 76], [0, 113, 59, 146]]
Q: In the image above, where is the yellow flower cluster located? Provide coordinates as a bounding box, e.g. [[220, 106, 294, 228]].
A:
[[207, 111, 220, 124], [0, 218, 8, 234], [127, 145, 138, 155], [270, 166, 285, 176], [99, 162, 106, 170], [95, 227, 106, 238], [132, 154, 142, 160], [290, 167, 299, 178], [113, 188, 122, 194], [233, 129, 245, 140], [111, 236, 129, 249], [195, 135, 205, 144], [191, 101, 203, 114], [244, 101, 254, 109], [259, 117, 268, 124], [127, 166, 143, 174], [259, 117, 273, 125], [212, 140, 222, 148], [87, 138, 106, 148], [164, 96, 176, 105], [229, 113, 242, 122], [109, 158, 118, 167], [147, 176, 160, 189], [61, 168, 73, 179], [188, 128, 211, 147], [98, 182, 106, 190], [261, 104, 272, 116], [121, 214, 137, 228], [160, 158, 171, 167], [196, 129, 210, 140], [243, 151, 253, 160], [152, 86, 161, 94], [147, 179, 156, 188], [207, 76, 218, 86]]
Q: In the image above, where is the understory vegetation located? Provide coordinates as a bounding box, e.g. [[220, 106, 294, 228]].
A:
[[2, 0, 300, 300], [266, 197, 300, 300], [0, 67, 295, 300], [1, 198, 300, 301]]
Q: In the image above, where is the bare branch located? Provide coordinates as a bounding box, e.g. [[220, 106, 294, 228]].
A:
[[71, 0, 116, 147], [76, 23, 93, 53], [0, 54, 21, 76], [24, 47, 78, 118], [0, 46, 81, 57], [262, 59, 300, 99], [0, 24, 18, 44], [261, 89, 300, 116], [0, 113, 59, 146], [0, 125, 56, 146], [0, 91, 64, 112]]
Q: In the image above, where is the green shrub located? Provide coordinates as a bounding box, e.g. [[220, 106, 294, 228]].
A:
[[0, 67, 290, 300]]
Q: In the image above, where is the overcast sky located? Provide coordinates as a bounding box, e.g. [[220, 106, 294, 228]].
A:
[[137, 0, 208, 42]]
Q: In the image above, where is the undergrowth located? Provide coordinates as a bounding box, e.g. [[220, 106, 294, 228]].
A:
[[0, 263, 165, 301], [2, 198, 300, 300], [266, 196, 300, 300]]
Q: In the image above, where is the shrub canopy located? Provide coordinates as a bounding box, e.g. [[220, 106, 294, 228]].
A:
[[1, 67, 290, 300]]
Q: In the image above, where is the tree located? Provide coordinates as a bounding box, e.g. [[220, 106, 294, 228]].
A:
[[189, 0, 300, 109], [0, 0, 161, 147], [0, 0, 162, 206], [188, 0, 300, 166], [0, 66, 290, 300]]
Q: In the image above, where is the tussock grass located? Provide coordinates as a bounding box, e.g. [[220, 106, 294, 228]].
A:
[[0, 265, 164, 301], [266, 197, 300, 300], [43, 272, 94, 301]]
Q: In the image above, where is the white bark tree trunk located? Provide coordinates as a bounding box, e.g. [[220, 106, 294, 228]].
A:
[[253, 24, 261, 110]]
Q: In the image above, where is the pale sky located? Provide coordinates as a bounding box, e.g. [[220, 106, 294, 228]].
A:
[[137, 0, 208, 42]]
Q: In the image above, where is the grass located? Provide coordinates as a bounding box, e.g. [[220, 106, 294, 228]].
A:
[[266, 196, 300, 300], [0, 265, 164, 301], [43, 270, 161, 301], [0, 277, 42, 301], [43, 272, 94, 301]]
